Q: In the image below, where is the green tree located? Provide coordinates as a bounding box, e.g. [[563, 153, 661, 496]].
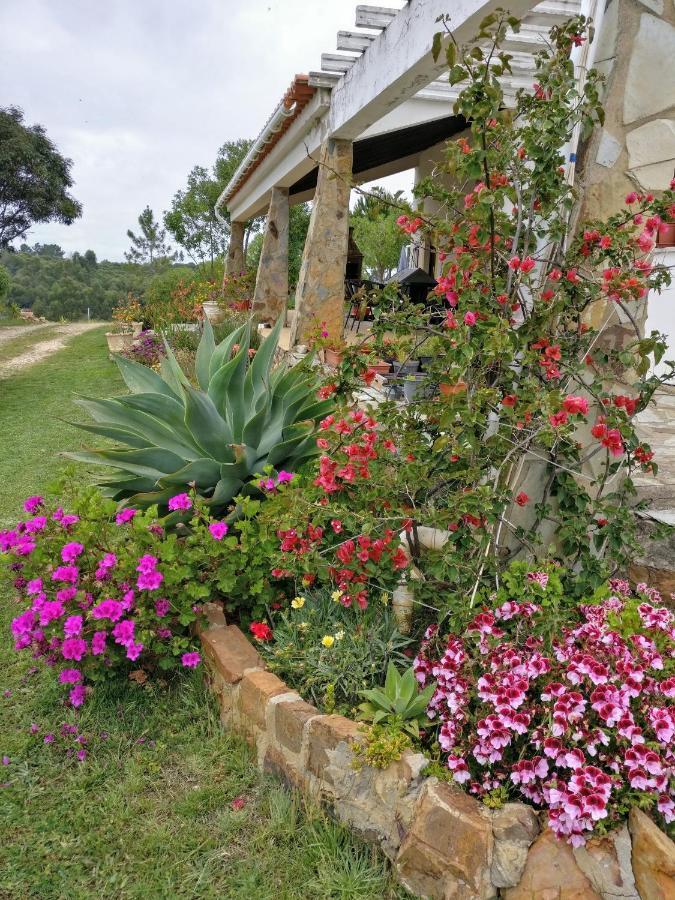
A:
[[0, 264, 10, 307], [350, 187, 408, 281], [125, 206, 177, 268], [165, 139, 253, 277], [0, 107, 82, 247]]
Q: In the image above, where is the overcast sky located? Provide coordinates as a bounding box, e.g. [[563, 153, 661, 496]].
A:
[[1, 0, 412, 261]]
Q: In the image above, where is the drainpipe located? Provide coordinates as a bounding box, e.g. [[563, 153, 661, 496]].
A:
[[214, 99, 298, 223]]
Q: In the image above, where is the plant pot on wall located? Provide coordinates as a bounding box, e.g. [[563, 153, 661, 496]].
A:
[[105, 332, 135, 354], [131, 321, 144, 337], [657, 222, 675, 247], [202, 301, 226, 325], [403, 375, 429, 403], [324, 347, 344, 367]]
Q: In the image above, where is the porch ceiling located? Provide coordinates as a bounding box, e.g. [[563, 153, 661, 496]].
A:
[[288, 112, 467, 198]]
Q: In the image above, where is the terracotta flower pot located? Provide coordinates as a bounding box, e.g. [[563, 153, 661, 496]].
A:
[[325, 347, 345, 367], [657, 222, 675, 247], [367, 361, 391, 376], [131, 321, 144, 337], [439, 380, 467, 397]]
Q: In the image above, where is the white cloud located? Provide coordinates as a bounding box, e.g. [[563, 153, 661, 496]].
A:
[[1, 0, 411, 260]]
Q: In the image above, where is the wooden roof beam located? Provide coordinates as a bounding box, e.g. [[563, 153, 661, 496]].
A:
[[336, 30, 377, 52]]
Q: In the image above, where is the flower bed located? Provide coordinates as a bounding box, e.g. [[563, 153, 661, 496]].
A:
[[198, 604, 675, 899]]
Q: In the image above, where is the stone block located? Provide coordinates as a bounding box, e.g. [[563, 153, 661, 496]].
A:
[[595, 130, 623, 169], [503, 828, 601, 899], [573, 825, 638, 898], [238, 670, 289, 729], [274, 698, 319, 755], [627, 119, 675, 191], [624, 15, 675, 124], [491, 803, 541, 888], [629, 807, 675, 900], [202, 601, 226, 630], [306, 715, 361, 780], [396, 781, 495, 899], [200, 624, 264, 684], [262, 745, 307, 792]]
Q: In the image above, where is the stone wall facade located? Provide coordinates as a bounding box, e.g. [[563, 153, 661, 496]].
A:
[[198, 603, 675, 899]]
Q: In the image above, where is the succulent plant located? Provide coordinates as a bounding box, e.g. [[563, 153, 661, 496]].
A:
[[66, 318, 334, 515], [358, 662, 435, 738]]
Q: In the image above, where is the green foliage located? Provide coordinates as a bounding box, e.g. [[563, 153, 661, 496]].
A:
[[358, 662, 435, 738], [0, 106, 82, 247], [67, 318, 334, 516], [0, 264, 10, 306], [350, 187, 408, 282], [263, 589, 412, 714], [165, 140, 253, 277], [0, 245, 147, 321], [351, 724, 412, 770]]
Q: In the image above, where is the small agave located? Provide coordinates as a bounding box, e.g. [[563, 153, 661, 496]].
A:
[[66, 318, 334, 516]]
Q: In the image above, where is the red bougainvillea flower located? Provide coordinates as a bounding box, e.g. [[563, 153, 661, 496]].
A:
[[562, 396, 589, 416], [515, 492, 530, 506]]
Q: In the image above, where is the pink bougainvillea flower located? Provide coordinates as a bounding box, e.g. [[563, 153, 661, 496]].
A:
[[91, 631, 107, 655], [112, 619, 135, 647], [167, 493, 192, 512], [63, 615, 83, 637], [276, 470, 294, 484], [69, 685, 87, 707], [125, 642, 143, 662], [463, 311, 477, 326], [51, 565, 78, 584], [61, 638, 87, 662], [61, 542, 84, 563], [115, 508, 137, 525], [208, 522, 229, 540], [154, 598, 170, 618], [136, 555, 158, 574], [181, 651, 201, 668], [137, 570, 164, 591], [562, 396, 589, 416], [91, 599, 124, 622], [58, 669, 82, 684], [23, 496, 44, 513]]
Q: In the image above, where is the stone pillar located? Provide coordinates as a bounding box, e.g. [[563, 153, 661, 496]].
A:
[[252, 187, 289, 324], [575, 0, 675, 347], [226, 220, 246, 276], [291, 138, 353, 345]]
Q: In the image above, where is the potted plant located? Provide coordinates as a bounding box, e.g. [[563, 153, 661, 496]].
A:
[[657, 217, 675, 247], [439, 379, 468, 398], [107, 295, 143, 353], [390, 337, 420, 376], [403, 373, 429, 403]]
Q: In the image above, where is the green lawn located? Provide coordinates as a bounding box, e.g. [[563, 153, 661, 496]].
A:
[[0, 328, 405, 899]]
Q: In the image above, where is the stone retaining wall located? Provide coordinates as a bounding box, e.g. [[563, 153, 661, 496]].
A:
[[199, 604, 675, 899]]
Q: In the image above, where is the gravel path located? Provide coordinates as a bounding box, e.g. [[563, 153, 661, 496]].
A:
[[0, 323, 54, 348], [0, 323, 101, 379]]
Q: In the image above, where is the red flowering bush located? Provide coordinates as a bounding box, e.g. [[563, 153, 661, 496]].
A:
[[414, 568, 674, 844]]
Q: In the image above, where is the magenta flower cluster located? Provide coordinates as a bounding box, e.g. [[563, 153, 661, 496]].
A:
[[2, 494, 207, 709], [414, 581, 674, 845]]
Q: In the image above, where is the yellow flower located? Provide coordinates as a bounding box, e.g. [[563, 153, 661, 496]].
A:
[[380, 592, 390, 606], [334, 630, 345, 641], [331, 590, 343, 603], [321, 635, 335, 648], [291, 596, 306, 609]]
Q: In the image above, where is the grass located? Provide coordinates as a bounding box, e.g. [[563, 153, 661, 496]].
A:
[[0, 328, 407, 899]]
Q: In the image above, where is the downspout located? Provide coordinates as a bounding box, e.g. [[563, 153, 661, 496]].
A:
[[214, 98, 299, 224]]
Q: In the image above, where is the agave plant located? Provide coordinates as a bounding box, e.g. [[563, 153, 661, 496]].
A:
[[357, 662, 435, 739], [66, 318, 334, 515]]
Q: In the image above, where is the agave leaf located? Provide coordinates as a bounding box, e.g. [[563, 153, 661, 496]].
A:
[[157, 458, 222, 488], [63, 420, 148, 449], [242, 403, 269, 450], [73, 397, 200, 461], [117, 393, 203, 455], [266, 427, 314, 466], [404, 695, 433, 721], [208, 354, 243, 417], [114, 354, 178, 399], [98, 474, 158, 494], [64, 447, 185, 479], [195, 319, 215, 390], [246, 317, 282, 406], [360, 687, 393, 712], [183, 384, 234, 461], [399, 667, 417, 706], [384, 661, 399, 699], [204, 476, 244, 508], [208, 324, 245, 380], [125, 486, 178, 508], [160, 340, 191, 395], [294, 399, 336, 421]]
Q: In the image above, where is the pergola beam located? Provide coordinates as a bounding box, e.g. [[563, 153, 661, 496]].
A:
[[328, 0, 536, 141]]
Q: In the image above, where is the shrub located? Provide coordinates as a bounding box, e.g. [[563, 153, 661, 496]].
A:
[[1, 487, 283, 707], [413, 568, 675, 844], [66, 319, 334, 517]]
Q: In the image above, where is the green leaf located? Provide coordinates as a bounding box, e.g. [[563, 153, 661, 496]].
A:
[[432, 31, 442, 62], [113, 354, 177, 398], [183, 385, 234, 461], [195, 319, 216, 390]]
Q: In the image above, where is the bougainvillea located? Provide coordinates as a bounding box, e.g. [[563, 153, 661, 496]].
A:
[[414, 571, 674, 844]]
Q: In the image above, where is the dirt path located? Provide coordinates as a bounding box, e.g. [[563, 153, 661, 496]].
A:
[[0, 323, 102, 379], [0, 323, 54, 349]]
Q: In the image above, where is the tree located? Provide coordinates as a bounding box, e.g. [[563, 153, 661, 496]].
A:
[[125, 206, 177, 267], [0, 107, 82, 248], [350, 187, 408, 281], [165, 140, 253, 276], [0, 265, 10, 304]]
